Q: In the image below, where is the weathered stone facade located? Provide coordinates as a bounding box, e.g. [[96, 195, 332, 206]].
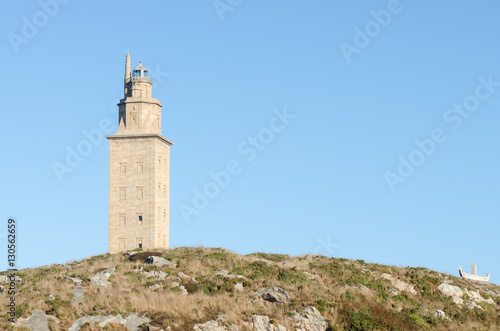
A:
[[106, 53, 172, 253]]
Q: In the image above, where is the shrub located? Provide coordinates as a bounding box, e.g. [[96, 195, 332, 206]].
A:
[[205, 252, 229, 261], [15, 302, 29, 318], [246, 261, 276, 279], [46, 298, 71, 316], [277, 267, 308, 285], [251, 253, 287, 262]]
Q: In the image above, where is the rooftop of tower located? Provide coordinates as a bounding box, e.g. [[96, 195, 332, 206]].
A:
[[132, 61, 149, 78]]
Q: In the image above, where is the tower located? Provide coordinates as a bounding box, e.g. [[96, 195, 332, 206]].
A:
[[106, 53, 173, 253]]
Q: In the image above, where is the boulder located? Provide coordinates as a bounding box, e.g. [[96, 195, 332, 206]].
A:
[[486, 289, 500, 297], [438, 283, 463, 297], [194, 320, 225, 331], [452, 296, 464, 305], [178, 272, 191, 280], [467, 290, 496, 305], [149, 284, 160, 290], [215, 270, 245, 279], [380, 274, 417, 295], [144, 270, 169, 280], [179, 284, 188, 295], [254, 287, 290, 304], [291, 306, 330, 331], [16, 310, 60, 331], [89, 268, 116, 287], [145, 256, 174, 267], [251, 315, 287, 331], [176, 272, 197, 283], [68, 313, 150, 331], [234, 282, 244, 291], [434, 310, 446, 319]]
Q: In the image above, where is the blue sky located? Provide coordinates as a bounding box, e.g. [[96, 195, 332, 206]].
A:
[[1, 1, 499, 283]]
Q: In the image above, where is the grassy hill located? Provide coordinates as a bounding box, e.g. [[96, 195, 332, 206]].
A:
[[1, 247, 500, 330]]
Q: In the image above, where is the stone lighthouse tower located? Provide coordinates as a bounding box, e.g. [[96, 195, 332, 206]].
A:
[[106, 53, 172, 253]]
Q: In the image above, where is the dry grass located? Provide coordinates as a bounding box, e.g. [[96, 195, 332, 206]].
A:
[[1, 247, 500, 330]]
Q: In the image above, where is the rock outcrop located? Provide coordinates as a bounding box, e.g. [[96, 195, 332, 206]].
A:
[[89, 267, 116, 287], [16, 310, 60, 331], [251, 315, 287, 331], [68, 313, 150, 331], [380, 274, 417, 295], [145, 256, 174, 267], [215, 270, 245, 279], [291, 306, 330, 331], [254, 287, 290, 304]]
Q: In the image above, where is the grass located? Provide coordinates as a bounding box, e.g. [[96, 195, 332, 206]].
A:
[[2, 247, 500, 330]]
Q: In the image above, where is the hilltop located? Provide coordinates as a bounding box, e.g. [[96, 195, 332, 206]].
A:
[[1, 247, 500, 330]]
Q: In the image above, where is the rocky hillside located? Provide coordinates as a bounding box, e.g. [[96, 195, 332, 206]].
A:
[[1, 247, 500, 330]]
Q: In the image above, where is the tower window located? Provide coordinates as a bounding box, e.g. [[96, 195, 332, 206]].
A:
[[137, 162, 144, 174], [139, 243, 142, 248], [119, 214, 126, 226], [120, 187, 126, 200], [138, 214, 143, 225]]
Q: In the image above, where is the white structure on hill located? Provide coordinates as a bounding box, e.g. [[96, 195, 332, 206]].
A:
[[459, 263, 490, 282]]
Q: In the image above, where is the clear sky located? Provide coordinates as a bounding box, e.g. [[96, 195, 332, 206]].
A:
[[1, 1, 499, 283]]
